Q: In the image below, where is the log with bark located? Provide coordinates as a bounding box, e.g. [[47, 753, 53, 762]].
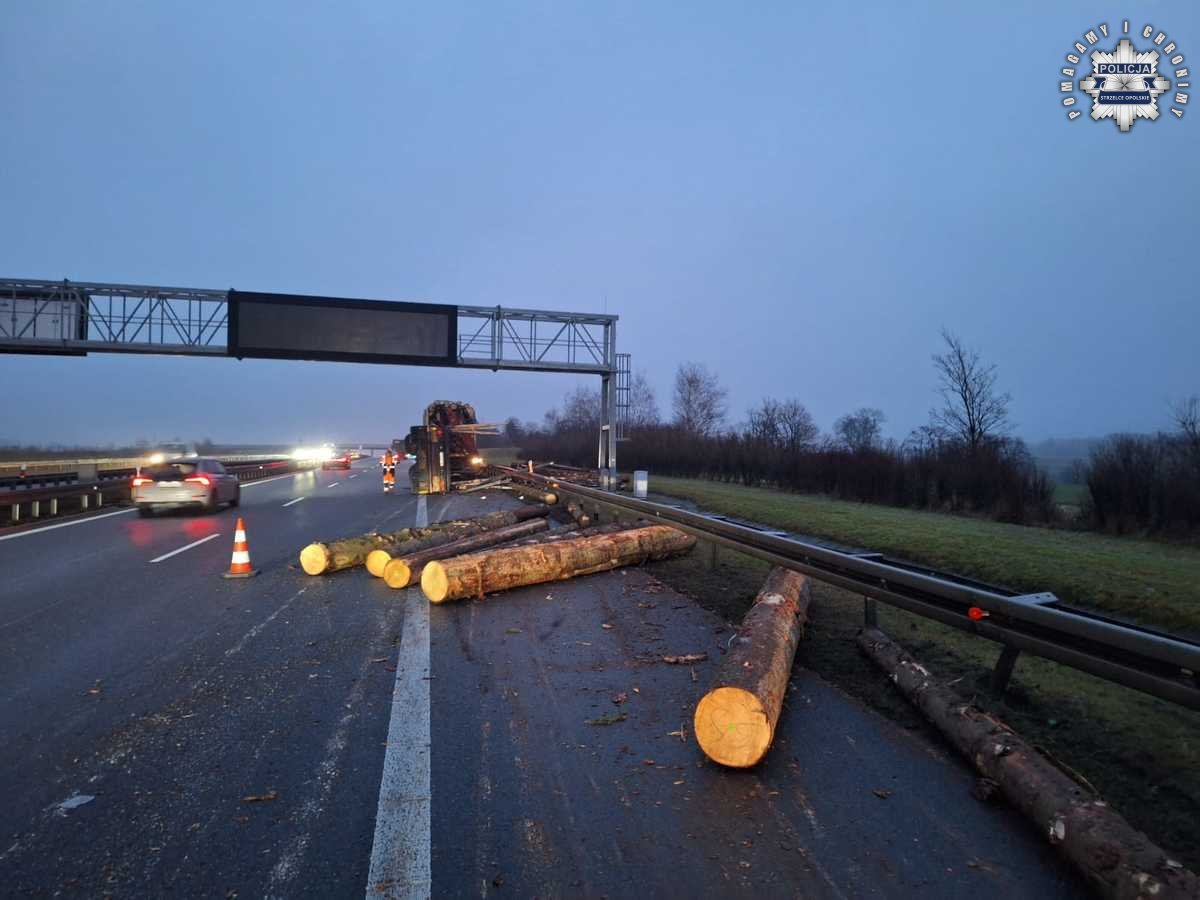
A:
[[386, 520, 648, 592], [857, 627, 1199, 900], [303, 506, 549, 576], [382, 518, 549, 588], [300, 527, 423, 576], [565, 500, 592, 528], [363, 506, 549, 578], [693, 568, 811, 768], [420, 524, 695, 604]]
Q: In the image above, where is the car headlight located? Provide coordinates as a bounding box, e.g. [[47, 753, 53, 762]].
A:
[[469, 455, 484, 466]]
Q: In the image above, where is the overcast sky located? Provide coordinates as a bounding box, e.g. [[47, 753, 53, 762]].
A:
[[1, 1, 1196, 448]]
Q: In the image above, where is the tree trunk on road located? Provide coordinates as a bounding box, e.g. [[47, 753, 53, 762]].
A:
[[303, 505, 549, 576], [694, 568, 811, 768], [421, 524, 694, 603], [383, 518, 549, 588], [857, 627, 1199, 900], [383, 520, 643, 588]]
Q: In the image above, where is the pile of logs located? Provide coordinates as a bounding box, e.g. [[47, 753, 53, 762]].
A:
[[299, 506, 549, 576], [297, 503, 693, 603]]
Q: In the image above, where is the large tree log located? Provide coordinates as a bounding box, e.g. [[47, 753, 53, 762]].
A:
[[302, 506, 549, 576], [383, 518, 549, 588], [693, 568, 811, 768], [382, 521, 642, 589], [857, 627, 1199, 900], [364, 506, 549, 577], [300, 528, 422, 576], [421, 524, 695, 603]]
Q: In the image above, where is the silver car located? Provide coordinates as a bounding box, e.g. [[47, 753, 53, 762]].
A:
[[132, 458, 240, 515]]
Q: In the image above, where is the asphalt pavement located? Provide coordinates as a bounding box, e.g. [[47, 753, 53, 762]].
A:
[[0, 461, 1087, 897]]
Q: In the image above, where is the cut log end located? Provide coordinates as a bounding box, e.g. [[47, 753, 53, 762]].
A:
[[299, 543, 330, 576], [421, 562, 450, 603], [383, 559, 413, 590], [693, 686, 773, 768], [365, 549, 392, 578]]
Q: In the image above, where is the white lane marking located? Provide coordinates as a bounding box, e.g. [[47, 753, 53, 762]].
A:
[[0, 507, 135, 542], [149, 532, 221, 563], [240, 469, 313, 489], [367, 493, 431, 899], [348, 474, 358, 479], [327, 482, 340, 489], [282, 497, 306, 508], [226, 588, 306, 658]]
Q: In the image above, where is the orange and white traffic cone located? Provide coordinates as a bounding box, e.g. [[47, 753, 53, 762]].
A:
[[223, 516, 259, 578]]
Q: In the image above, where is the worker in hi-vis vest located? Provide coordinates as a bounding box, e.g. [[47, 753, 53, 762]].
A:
[[382, 449, 396, 493]]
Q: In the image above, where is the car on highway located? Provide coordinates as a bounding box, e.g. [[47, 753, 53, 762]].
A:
[[322, 451, 352, 470], [131, 458, 240, 515]]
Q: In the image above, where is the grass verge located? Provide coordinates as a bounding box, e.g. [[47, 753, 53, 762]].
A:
[[648, 475, 1200, 635]]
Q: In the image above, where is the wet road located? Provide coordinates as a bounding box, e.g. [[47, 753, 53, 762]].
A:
[[0, 463, 1085, 897]]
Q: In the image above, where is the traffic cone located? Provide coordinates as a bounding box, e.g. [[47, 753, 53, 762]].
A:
[[223, 516, 259, 578]]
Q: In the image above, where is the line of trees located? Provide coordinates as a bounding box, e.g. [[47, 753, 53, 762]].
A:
[[1082, 397, 1200, 535], [513, 331, 1056, 525]]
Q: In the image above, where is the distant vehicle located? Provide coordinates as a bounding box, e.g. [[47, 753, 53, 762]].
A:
[[322, 451, 352, 470], [144, 441, 199, 465], [131, 457, 240, 515]]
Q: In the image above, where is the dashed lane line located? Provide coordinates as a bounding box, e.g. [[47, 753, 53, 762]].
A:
[[148, 532, 221, 564]]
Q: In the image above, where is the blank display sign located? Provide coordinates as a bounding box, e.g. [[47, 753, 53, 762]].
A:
[[229, 290, 457, 366]]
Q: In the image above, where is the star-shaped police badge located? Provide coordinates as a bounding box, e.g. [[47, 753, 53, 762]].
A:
[[1079, 38, 1172, 131]]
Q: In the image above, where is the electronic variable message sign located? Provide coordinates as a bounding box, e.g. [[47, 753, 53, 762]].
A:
[[228, 290, 457, 366]]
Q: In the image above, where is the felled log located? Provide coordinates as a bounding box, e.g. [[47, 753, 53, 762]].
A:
[[693, 568, 811, 768], [306, 506, 548, 576], [300, 527, 422, 576], [421, 524, 695, 604], [857, 627, 1199, 900], [382, 518, 549, 589], [364, 507, 546, 577], [565, 501, 592, 528]]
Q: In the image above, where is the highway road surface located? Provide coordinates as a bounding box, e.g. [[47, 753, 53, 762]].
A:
[[0, 459, 1087, 897]]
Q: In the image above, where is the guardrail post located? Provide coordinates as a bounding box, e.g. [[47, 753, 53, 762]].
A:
[[96, 491, 103, 508], [50, 498, 58, 515], [31, 500, 40, 519], [864, 597, 878, 628], [9, 503, 18, 523], [991, 646, 1020, 694], [81, 494, 89, 511], [707, 541, 718, 570]]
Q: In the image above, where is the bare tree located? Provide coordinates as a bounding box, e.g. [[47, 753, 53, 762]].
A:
[[502, 417, 524, 445], [834, 407, 886, 452], [1171, 395, 1199, 448], [673, 362, 727, 436], [778, 400, 819, 449], [628, 372, 661, 429], [558, 384, 601, 432], [930, 329, 1010, 451], [746, 398, 784, 445]]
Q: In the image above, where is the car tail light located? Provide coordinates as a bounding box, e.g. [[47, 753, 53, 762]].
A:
[[185, 475, 212, 487], [132, 476, 153, 487]]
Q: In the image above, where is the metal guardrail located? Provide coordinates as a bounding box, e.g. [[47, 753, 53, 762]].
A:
[[498, 466, 1200, 712], [0, 454, 292, 491], [1, 459, 307, 524]]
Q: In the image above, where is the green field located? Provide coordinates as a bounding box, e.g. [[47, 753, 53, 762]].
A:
[[648, 475, 1200, 634], [1053, 481, 1088, 506], [639, 476, 1200, 865]]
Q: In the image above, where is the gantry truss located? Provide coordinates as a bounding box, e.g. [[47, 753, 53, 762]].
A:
[[0, 277, 624, 467]]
